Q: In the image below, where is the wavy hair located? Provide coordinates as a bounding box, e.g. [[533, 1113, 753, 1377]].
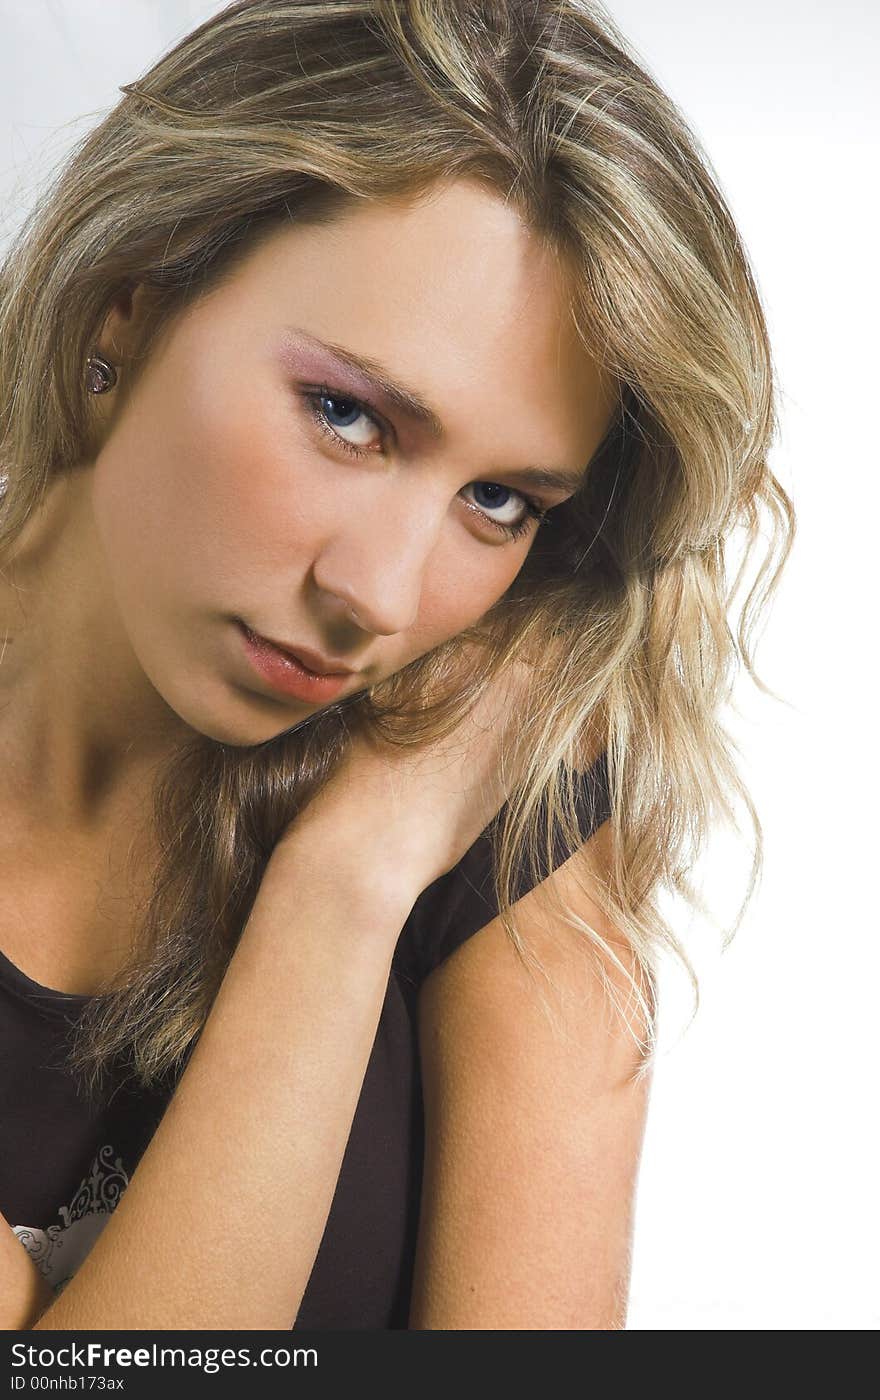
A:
[[0, 0, 794, 1105]]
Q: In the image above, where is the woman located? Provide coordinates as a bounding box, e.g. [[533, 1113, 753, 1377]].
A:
[[0, 0, 793, 1330]]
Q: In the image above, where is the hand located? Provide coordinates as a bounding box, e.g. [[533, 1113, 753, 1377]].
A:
[[277, 651, 535, 898]]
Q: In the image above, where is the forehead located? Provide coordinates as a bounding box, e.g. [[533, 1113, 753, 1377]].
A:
[[214, 178, 619, 468]]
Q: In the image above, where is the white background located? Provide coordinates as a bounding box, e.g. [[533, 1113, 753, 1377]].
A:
[[1, 1, 877, 1330]]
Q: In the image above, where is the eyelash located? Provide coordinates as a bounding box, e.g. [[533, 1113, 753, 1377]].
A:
[[300, 383, 549, 542]]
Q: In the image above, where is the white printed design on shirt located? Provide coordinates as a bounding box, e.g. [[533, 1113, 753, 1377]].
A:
[[13, 1143, 131, 1296]]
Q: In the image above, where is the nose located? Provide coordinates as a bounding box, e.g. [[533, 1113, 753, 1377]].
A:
[[311, 495, 442, 637]]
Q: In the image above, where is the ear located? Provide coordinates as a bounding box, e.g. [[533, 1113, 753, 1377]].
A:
[[94, 282, 154, 364]]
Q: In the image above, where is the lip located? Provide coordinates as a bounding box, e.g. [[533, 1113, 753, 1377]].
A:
[[252, 632, 356, 676], [237, 622, 359, 704]]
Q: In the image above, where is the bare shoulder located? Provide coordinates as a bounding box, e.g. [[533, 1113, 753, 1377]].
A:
[[409, 819, 653, 1330], [569, 698, 610, 776]]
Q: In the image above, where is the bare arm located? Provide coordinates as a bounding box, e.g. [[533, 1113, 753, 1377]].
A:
[[410, 823, 652, 1329], [30, 837, 417, 1331], [0, 1209, 55, 1329], [12, 659, 533, 1330]]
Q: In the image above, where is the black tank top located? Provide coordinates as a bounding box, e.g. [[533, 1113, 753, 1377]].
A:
[[0, 751, 611, 1329]]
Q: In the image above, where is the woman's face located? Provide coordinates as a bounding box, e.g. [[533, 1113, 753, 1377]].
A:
[[91, 177, 617, 745]]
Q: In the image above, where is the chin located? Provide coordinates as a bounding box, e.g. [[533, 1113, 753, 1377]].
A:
[[154, 674, 318, 749]]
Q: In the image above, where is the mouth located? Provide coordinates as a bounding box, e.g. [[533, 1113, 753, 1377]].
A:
[[236, 622, 360, 704], [239, 624, 357, 677]]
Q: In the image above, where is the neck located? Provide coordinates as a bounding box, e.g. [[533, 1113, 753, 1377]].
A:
[[0, 468, 192, 834]]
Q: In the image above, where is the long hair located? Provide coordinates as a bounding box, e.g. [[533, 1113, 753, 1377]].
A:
[[0, 0, 794, 1105]]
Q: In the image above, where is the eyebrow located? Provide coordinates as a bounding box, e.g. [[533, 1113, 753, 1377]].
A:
[[279, 326, 588, 496]]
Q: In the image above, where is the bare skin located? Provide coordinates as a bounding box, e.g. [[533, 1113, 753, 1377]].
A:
[[0, 179, 645, 1331], [0, 656, 552, 1330], [0, 176, 616, 995]]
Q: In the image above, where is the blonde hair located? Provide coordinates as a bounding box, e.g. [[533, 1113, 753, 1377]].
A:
[[0, 0, 794, 1103]]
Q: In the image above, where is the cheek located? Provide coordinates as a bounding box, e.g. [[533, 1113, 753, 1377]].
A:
[[93, 368, 323, 610], [415, 540, 525, 647]]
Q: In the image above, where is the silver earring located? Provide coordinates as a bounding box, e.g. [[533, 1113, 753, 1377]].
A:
[[85, 352, 118, 394]]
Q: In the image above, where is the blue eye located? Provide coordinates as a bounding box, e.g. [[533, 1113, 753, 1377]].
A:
[[460, 482, 546, 540], [320, 394, 363, 430], [300, 383, 549, 542], [306, 388, 381, 454]]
